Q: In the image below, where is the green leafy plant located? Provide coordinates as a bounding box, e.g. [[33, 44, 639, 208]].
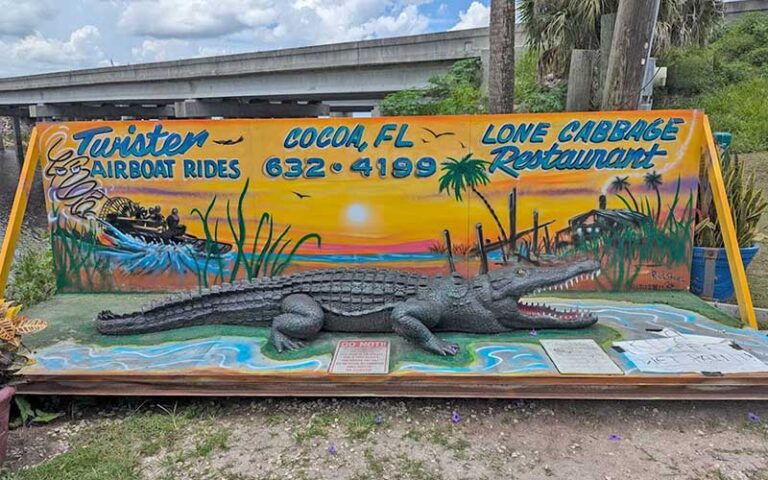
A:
[[1, 300, 47, 387], [521, 0, 723, 79], [5, 243, 57, 307], [515, 50, 566, 113], [695, 152, 768, 248], [381, 58, 485, 116], [10, 396, 63, 428]]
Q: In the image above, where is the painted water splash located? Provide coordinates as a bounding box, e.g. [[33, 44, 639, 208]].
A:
[[29, 337, 329, 374], [97, 222, 230, 276], [25, 300, 768, 376], [96, 222, 446, 277], [397, 345, 554, 374]]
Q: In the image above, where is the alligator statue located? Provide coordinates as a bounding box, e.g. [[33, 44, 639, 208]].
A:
[[96, 258, 601, 356]]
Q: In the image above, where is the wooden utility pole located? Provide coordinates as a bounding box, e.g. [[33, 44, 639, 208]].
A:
[[601, 0, 661, 110], [488, 0, 515, 113]]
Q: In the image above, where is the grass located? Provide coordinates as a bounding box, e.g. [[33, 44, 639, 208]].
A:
[[292, 413, 335, 443], [742, 153, 768, 312], [3, 404, 221, 480]]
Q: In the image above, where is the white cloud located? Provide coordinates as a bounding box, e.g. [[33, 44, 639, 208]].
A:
[[0, 1, 56, 36], [450, 1, 489, 31], [117, 0, 430, 45], [4, 26, 104, 68], [131, 39, 190, 62], [118, 0, 278, 38]]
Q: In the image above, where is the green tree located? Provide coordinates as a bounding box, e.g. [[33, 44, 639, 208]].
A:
[[438, 153, 509, 245], [381, 59, 485, 116], [643, 170, 663, 223], [520, 0, 723, 79], [610, 175, 640, 211]]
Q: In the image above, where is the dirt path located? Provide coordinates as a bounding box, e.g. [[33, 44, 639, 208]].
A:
[[4, 398, 767, 480]]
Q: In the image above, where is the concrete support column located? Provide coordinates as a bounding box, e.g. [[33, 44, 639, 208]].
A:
[[12, 116, 23, 163]]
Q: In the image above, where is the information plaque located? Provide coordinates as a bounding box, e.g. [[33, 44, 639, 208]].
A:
[[329, 340, 390, 375]]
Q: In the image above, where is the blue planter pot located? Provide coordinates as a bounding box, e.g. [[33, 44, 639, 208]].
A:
[[691, 244, 759, 302]]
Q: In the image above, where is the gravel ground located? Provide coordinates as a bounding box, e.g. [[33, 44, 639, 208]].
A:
[[3, 397, 768, 480]]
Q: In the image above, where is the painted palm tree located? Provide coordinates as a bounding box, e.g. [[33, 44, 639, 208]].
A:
[[439, 153, 509, 246], [610, 176, 639, 211], [643, 170, 663, 223]]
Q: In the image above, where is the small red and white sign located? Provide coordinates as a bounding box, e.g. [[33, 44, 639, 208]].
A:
[[329, 339, 390, 375]]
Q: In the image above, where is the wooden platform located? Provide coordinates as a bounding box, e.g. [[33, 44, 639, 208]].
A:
[[17, 371, 768, 400], [17, 292, 768, 400]]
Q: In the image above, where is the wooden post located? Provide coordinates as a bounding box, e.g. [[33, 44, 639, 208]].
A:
[[544, 225, 552, 254], [476, 223, 489, 274], [566, 50, 599, 112], [12, 116, 23, 163], [508, 189, 517, 253], [601, 0, 661, 110], [443, 229, 456, 273], [598, 13, 617, 104], [702, 116, 757, 329], [0, 127, 40, 297], [532, 210, 539, 256]]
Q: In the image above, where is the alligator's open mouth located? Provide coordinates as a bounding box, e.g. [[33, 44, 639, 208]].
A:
[[516, 268, 601, 323]]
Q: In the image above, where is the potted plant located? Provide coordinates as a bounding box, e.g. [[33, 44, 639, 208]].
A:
[[692, 135, 768, 302], [0, 300, 47, 465]]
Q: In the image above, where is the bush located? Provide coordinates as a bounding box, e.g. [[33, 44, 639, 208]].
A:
[[515, 51, 566, 113], [6, 243, 56, 307], [658, 13, 768, 152], [381, 58, 485, 116]]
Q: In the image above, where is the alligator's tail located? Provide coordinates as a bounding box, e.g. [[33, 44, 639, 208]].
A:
[[96, 283, 271, 335]]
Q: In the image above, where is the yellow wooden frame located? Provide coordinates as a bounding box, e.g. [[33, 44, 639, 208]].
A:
[[702, 115, 757, 329], [0, 120, 757, 329], [0, 126, 40, 299]]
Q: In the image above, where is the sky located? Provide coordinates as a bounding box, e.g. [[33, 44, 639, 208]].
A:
[[0, 0, 493, 77]]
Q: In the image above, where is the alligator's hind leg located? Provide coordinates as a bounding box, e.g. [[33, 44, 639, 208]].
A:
[[391, 299, 458, 356], [269, 294, 324, 352]]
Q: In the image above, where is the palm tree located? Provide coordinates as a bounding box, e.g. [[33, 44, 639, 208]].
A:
[[610, 175, 639, 211], [439, 153, 509, 245], [643, 170, 663, 223], [520, 0, 723, 80], [489, 0, 515, 113]]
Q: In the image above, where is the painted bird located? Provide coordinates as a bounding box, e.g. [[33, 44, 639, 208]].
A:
[[292, 191, 311, 199], [213, 136, 244, 145]]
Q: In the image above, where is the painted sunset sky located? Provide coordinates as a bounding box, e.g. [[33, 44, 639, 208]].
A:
[[38, 110, 703, 257]]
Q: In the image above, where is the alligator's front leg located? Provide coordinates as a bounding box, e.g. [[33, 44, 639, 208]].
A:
[[391, 299, 459, 356], [269, 294, 324, 352]]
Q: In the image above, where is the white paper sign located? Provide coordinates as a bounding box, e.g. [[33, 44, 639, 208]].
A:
[[541, 339, 623, 375], [329, 339, 390, 374], [614, 331, 768, 374]]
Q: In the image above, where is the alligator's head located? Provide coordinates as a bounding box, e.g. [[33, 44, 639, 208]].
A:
[[484, 258, 601, 328]]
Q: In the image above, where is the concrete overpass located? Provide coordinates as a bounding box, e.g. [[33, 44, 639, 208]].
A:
[[0, 27, 510, 122], [0, 0, 764, 122]]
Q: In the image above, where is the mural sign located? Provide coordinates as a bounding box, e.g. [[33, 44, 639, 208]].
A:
[[38, 111, 702, 295], [12, 109, 767, 398]]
